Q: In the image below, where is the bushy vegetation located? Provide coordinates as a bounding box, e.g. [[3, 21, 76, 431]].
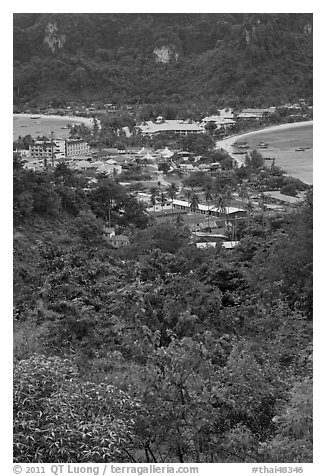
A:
[[13, 155, 312, 463], [13, 12, 313, 462]]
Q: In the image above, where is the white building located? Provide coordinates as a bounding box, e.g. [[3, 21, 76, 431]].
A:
[[171, 199, 247, 218], [201, 109, 236, 129], [65, 139, 90, 157], [136, 119, 204, 137], [237, 108, 276, 120], [97, 163, 122, 175]]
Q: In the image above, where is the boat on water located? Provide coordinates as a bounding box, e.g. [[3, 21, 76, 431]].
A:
[[31, 116, 41, 119], [295, 147, 306, 151], [258, 141, 269, 148], [233, 141, 250, 149], [238, 144, 250, 149]]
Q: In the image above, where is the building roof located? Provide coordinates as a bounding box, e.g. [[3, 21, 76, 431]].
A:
[[137, 120, 204, 135], [111, 235, 129, 242], [97, 163, 121, 173], [222, 241, 240, 249], [195, 232, 227, 238], [161, 147, 174, 157], [196, 242, 217, 249], [263, 191, 304, 204], [172, 199, 246, 215], [91, 161, 104, 167], [241, 107, 276, 114], [143, 152, 155, 161], [66, 138, 88, 145], [74, 160, 93, 168], [103, 226, 115, 233], [138, 147, 152, 155], [201, 115, 235, 125]]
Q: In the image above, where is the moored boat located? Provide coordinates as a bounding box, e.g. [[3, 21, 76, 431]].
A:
[[234, 141, 250, 149], [259, 141, 269, 148]]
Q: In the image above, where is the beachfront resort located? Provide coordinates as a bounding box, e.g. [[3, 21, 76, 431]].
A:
[[14, 103, 312, 251]]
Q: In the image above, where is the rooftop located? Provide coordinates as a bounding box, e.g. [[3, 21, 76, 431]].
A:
[[263, 191, 305, 204], [137, 120, 204, 135], [172, 199, 246, 215]]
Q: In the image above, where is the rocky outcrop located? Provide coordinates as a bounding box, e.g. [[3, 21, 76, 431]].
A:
[[153, 45, 179, 63], [44, 22, 66, 53]]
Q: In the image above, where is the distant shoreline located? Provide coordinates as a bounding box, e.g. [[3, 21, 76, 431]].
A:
[[216, 120, 313, 184], [216, 120, 313, 152], [216, 120, 313, 160], [13, 113, 94, 128]]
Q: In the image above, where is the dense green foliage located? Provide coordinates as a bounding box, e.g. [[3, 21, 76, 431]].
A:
[[13, 13, 312, 107], [14, 356, 140, 462], [13, 13, 313, 460], [13, 155, 312, 463]]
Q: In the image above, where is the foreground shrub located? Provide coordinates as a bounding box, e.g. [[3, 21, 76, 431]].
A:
[[14, 355, 140, 462]]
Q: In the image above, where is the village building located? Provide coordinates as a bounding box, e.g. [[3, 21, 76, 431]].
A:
[[29, 138, 90, 163], [171, 199, 247, 219], [102, 226, 129, 248], [136, 118, 204, 137], [201, 109, 236, 129], [29, 139, 65, 161], [96, 163, 122, 175], [195, 240, 239, 250], [236, 107, 276, 120], [159, 147, 175, 158], [65, 138, 90, 157], [262, 190, 305, 205]]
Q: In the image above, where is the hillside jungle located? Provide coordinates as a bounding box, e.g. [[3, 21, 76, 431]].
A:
[[13, 148, 313, 463], [13, 13, 313, 109]]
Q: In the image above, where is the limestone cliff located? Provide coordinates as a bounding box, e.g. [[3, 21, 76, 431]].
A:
[[44, 22, 66, 53]]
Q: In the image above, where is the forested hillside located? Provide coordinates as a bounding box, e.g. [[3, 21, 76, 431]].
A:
[[13, 13, 313, 107], [13, 158, 313, 463]]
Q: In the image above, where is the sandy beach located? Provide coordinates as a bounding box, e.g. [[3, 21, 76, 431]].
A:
[[216, 121, 313, 184], [13, 113, 94, 127], [216, 120, 313, 159], [13, 113, 95, 141]]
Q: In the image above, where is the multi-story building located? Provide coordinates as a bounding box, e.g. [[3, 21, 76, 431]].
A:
[[29, 138, 90, 163], [29, 139, 65, 163], [65, 139, 90, 157]]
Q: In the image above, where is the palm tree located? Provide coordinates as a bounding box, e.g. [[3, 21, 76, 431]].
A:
[[238, 183, 249, 206], [216, 193, 227, 225], [215, 186, 232, 236], [167, 182, 178, 208], [150, 187, 159, 212], [160, 191, 167, 211], [246, 199, 254, 229], [185, 189, 192, 206], [259, 193, 269, 229], [190, 193, 199, 213], [204, 184, 213, 229], [238, 184, 253, 231], [190, 193, 200, 237]]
